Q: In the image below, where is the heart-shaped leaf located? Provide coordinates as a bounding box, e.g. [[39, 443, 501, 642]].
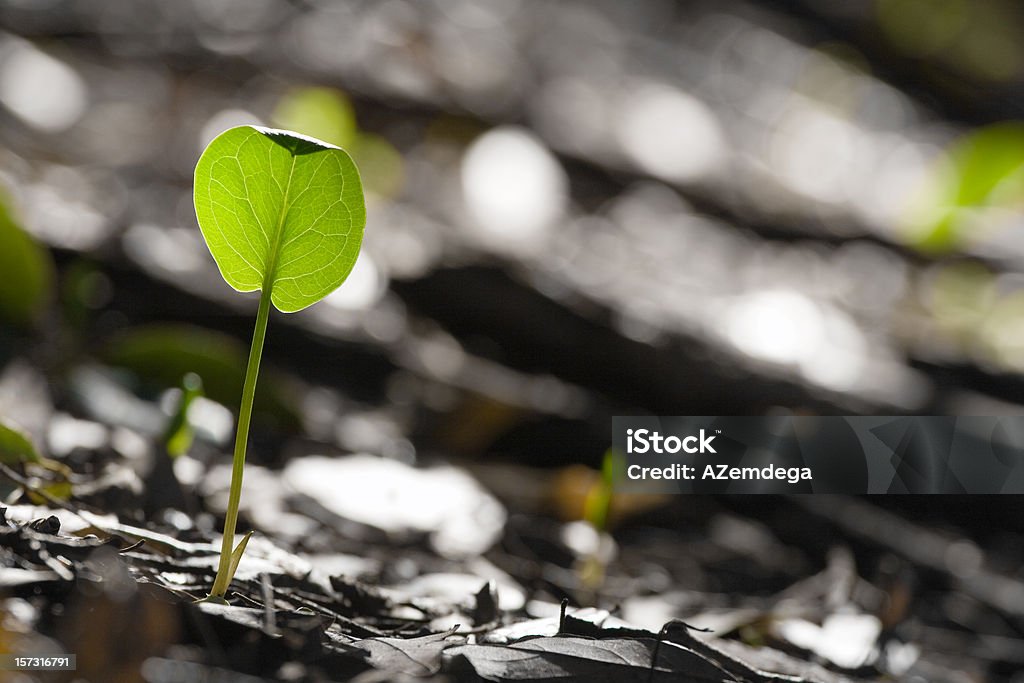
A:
[[194, 125, 366, 313]]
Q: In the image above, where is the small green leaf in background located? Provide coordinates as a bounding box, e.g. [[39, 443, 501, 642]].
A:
[[273, 87, 405, 199], [907, 122, 1024, 252], [0, 193, 55, 328], [164, 372, 204, 458], [194, 125, 366, 313], [0, 418, 42, 466], [102, 324, 301, 432], [583, 448, 622, 533], [0, 418, 72, 502], [350, 132, 405, 199], [273, 86, 357, 150]]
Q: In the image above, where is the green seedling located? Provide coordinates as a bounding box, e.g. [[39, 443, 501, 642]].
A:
[[163, 372, 203, 458], [582, 448, 621, 534], [193, 125, 366, 599], [577, 448, 623, 591]]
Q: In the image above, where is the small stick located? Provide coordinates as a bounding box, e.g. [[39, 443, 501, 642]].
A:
[[260, 572, 277, 635]]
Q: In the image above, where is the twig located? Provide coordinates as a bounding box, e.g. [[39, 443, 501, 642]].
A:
[[260, 572, 278, 635]]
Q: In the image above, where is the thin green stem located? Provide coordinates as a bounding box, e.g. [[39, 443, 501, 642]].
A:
[[210, 287, 272, 598]]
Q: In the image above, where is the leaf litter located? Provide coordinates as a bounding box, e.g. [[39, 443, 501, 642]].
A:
[[0, 363, 1014, 683], [1, 465, 910, 683]]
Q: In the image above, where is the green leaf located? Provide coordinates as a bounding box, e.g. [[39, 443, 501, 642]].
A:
[[0, 193, 55, 327], [0, 419, 42, 466], [163, 372, 204, 458], [226, 530, 254, 590], [194, 125, 366, 313], [273, 87, 357, 150], [102, 324, 301, 432], [0, 419, 72, 502], [909, 122, 1024, 252], [351, 132, 405, 199]]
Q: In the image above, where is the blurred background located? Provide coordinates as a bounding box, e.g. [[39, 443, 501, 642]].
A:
[[4, 0, 1024, 442], [1, 1, 1024, 680]]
